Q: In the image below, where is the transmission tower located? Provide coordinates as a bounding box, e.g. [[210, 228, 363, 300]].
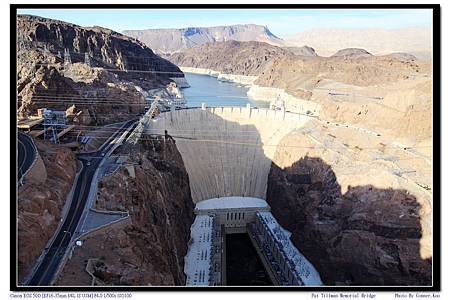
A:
[[64, 48, 72, 65], [84, 52, 91, 67]]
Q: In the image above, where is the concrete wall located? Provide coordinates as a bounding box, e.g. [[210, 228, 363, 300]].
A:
[[147, 107, 310, 203], [247, 85, 322, 116], [197, 207, 270, 229]]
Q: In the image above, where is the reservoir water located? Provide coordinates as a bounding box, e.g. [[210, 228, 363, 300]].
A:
[[183, 73, 269, 108]]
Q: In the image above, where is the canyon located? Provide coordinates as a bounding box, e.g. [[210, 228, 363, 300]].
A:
[[57, 137, 194, 285], [16, 14, 433, 287]]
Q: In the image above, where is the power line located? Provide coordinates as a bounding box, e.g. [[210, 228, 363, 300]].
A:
[[32, 62, 185, 75], [18, 91, 251, 98], [57, 130, 433, 151], [21, 122, 433, 151], [17, 94, 250, 101]]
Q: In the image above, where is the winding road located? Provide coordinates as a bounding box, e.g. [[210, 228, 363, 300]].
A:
[[18, 132, 37, 182], [25, 119, 136, 286]]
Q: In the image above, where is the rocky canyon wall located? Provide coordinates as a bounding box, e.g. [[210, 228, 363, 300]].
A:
[[18, 141, 78, 282], [266, 129, 432, 285], [57, 135, 194, 285], [17, 14, 184, 124]]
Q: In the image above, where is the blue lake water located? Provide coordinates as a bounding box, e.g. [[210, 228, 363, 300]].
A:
[[182, 73, 269, 108]]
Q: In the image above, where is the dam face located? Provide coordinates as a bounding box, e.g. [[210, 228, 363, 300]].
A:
[[147, 107, 310, 203]]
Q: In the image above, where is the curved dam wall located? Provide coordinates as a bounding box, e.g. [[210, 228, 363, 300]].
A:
[[147, 107, 311, 203]]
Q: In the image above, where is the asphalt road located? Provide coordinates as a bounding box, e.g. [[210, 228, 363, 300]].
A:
[[18, 132, 37, 182], [26, 119, 136, 286]]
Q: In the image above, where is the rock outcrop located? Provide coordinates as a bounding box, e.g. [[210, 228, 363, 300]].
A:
[[385, 52, 417, 61], [168, 40, 289, 76], [17, 15, 181, 77], [266, 130, 432, 286], [18, 61, 147, 125], [18, 140, 78, 282], [331, 48, 373, 58], [284, 45, 318, 57], [123, 24, 284, 54], [17, 14, 184, 124], [57, 135, 194, 285]]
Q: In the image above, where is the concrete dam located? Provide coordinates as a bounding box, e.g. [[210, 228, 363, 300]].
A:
[[147, 106, 310, 203], [146, 106, 322, 286]]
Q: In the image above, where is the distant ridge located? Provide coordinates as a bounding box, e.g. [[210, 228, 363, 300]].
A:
[[284, 45, 318, 57], [331, 48, 373, 58], [123, 24, 285, 54], [284, 27, 431, 58]]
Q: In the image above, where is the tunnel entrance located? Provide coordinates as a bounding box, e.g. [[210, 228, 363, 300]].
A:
[[225, 233, 273, 286]]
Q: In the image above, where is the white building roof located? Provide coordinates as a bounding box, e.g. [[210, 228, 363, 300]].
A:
[[257, 211, 323, 286], [184, 215, 214, 286], [196, 196, 269, 211]]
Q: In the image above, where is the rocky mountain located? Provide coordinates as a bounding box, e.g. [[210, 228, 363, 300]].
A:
[[384, 52, 417, 61], [17, 14, 184, 124], [331, 48, 373, 58], [123, 24, 285, 54], [167, 40, 289, 76], [284, 27, 431, 58], [284, 45, 318, 57]]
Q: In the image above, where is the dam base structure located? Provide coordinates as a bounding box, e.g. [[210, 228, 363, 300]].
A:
[[184, 197, 323, 286]]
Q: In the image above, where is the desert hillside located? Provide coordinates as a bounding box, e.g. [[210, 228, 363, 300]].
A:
[[284, 27, 431, 59], [169, 40, 431, 145], [255, 52, 432, 144], [168, 40, 289, 76]]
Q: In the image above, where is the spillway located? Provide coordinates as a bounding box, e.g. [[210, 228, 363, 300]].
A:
[[147, 106, 310, 203]]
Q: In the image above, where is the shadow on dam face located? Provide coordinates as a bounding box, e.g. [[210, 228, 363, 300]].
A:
[[147, 107, 432, 286], [226, 233, 273, 286], [148, 107, 308, 203]]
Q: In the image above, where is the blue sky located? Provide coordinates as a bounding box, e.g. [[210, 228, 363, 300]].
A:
[[17, 9, 432, 37]]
